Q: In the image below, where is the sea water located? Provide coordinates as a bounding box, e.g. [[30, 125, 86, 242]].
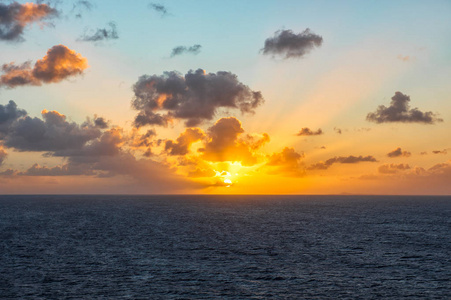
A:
[[1, 195, 450, 299]]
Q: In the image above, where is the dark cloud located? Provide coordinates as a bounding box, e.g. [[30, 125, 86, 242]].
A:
[[71, 0, 93, 18], [387, 147, 411, 158], [432, 149, 447, 155], [170, 44, 201, 57], [0, 2, 58, 42], [265, 147, 304, 177], [378, 163, 410, 174], [366, 91, 443, 124], [165, 128, 205, 156], [296, 127, 323, 136], [133, 110, 173, 127], [53, 127, 123, 157], [4, 109, 101, 152], [149, 3, 168, 16], [94, 116, 108, 129], [0, 147, 6, 165], [334, 127, 342, 134], [78, 22, 119, 42], [0, 100, 27, 138], [308, 155, 378, 170], [261, 28, 323, 59], [0, 45, 88, 88], [131, 68, 264, 127], [82, 115, 109, 129]]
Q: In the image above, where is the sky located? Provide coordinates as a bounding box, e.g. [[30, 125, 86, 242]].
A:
[[0, 0, 450, 194]]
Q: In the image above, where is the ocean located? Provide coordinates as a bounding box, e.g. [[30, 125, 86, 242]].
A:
[[0, 195, 450, 299]]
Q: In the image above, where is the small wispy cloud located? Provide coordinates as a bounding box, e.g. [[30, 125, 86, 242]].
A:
[[149, 3, 168, 16], [170, 44, 202, 57]]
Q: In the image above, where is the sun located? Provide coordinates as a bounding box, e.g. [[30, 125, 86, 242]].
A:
[[224, 179, 232, 185]]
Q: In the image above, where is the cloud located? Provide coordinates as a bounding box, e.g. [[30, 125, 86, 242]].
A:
[[188, 168, 216, 178], [0, 100, 27, 138], [165, 127, 205, 155], [0, 2, 58, 42], [200, 117, 262, 166], [296, 127, 323, 136], [19, 163, 95, 176], [130, 129, 156, 148], [0, 146, 6, 165], [0, 45, 88, 88], [0, 168, 15, 177], [397, 55, 412, 62], [70, 152, 184, 183], [265, 147, 305, 177], [4, 109, 101, 152], [78, 22, 119, 42], [355, 128, 371, 132], [378, 163, 410, 174], [334, 127, 342, 134], [432, 149, 447, 155], [309, 155, 377, 170], [71, 0, 93, 18], [243, 133, 270, 151], [0, 103, 198, 191], [131, 68, 264, 127], [170, 44, 201, 57], [427, 161, 451, 177], [366, 91, 443, 124], [149, 3, 168, 16], [93, 116, 108, 129], [387, 147, 411, 158], [82, 115, 109, 129], [52, 127, 124, 157], [261, 28, 323, 59], [368, 160, 451, 183]]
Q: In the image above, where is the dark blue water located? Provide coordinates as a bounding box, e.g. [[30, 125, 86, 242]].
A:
[[0, 195, 450, 299]]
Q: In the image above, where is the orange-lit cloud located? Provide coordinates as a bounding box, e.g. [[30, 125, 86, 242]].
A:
[[378, 163, 410, 174], [0, 2, 58, 42], [265, 147, 305, 177], [0, 146, 6, 165], [201, 117, 265, 166], [0, 45, 88, 88], [165, 128, 205, 156]]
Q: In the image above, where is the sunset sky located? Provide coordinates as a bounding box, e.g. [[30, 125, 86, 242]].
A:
[[0, 0, 450, 194]]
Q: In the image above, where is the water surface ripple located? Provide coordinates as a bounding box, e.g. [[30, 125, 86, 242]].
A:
[[0, 195, 450, 299]]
